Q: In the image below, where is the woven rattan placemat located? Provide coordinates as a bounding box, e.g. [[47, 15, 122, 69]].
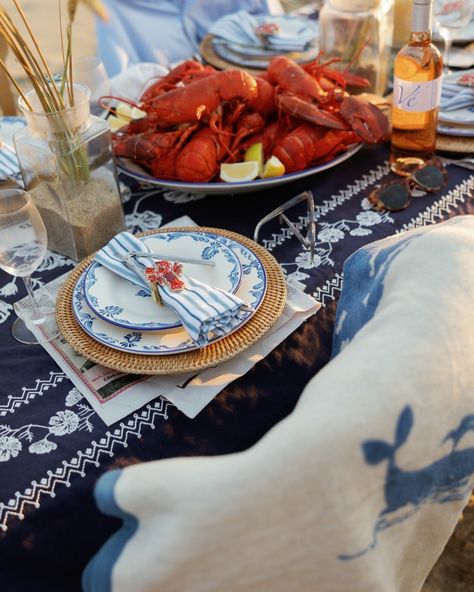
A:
[[56, 227, 287, 375]]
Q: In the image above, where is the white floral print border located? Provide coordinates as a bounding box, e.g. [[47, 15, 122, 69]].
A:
[[0, 389, 95, 464], [0, 371, 65, 417], [397, 176, 474, 233], [261, 163, 391, 253], [0, 396, 170, 531], [313, 273, 344, 307], [311, 176, 474, 308]]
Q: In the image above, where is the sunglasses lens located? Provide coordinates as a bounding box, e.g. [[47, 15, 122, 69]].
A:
[[371, 183, 411, 211], [412, 165, 444, 190]]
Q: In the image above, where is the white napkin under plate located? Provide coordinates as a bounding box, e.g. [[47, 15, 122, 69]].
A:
[[209, 11, 317, 52], [94, 231, 252, 347]]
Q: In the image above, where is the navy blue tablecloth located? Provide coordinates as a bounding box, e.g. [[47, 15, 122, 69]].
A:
[[0, 142, 473, 591]]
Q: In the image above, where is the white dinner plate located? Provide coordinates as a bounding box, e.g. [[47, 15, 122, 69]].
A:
[[84, 231, 242, 331], [116, 143, 363, 195], [438, 68, 474, 126], [73, 231, 267, 355]]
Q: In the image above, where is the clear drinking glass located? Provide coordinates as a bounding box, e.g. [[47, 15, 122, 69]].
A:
[[433, 0, 474, 74], [73, 56, 112, 117], [0, 188, 60, 344]]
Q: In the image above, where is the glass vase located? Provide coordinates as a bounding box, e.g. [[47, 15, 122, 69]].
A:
[[13, 83, 125, 262], [318, 0, 394, 96]]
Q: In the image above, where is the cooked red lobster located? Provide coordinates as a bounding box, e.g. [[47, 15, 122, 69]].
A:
[[112, 55, 389, 182]]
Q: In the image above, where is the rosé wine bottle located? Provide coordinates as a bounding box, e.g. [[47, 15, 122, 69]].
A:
[[390, 0, 443, 176]]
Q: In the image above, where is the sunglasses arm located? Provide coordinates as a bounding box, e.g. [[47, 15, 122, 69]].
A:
[[253, 190, 316, 263]]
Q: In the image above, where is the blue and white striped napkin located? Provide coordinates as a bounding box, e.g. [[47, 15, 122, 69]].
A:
[[440, 81, 474, 112], [94, 232, 251, 347], [209, 11, 317, 51], [0, 142, 21, 182]]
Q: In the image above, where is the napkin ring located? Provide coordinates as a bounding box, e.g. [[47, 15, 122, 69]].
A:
[[145, 261, 185, 293]]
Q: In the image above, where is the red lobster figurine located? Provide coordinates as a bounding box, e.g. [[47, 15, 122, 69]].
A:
[[145, 260, 185, 293]]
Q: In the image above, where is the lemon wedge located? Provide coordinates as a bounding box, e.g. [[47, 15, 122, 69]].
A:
[[115, 102, 146, 120], [109, 103, 147, 131], [262, 156, 285, 178], [108, 115, 129, 132], [244, 142, 264, 177], [220, 161, 259, 183]]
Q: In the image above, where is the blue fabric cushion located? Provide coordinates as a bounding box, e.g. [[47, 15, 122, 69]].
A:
[[97, 0, 280, 76]]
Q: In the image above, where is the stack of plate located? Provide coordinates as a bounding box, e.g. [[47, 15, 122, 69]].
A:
[[57, 227, 287, 375], [200, 14, 319, 72], [437, 68, 474, 154]]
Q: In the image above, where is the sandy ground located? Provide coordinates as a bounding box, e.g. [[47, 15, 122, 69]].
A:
[[4, 0, 97, 84], [1, 2, 473, 590], [422, 497, 474, 592]]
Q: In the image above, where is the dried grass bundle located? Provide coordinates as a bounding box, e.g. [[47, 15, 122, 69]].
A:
[[0, 0, 108, 112]]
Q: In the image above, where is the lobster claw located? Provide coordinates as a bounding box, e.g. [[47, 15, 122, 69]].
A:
[[277, 95, 349, 131], [339, 96, 390, 144]]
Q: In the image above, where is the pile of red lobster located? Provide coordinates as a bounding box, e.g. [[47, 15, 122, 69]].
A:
[[112, 56, 390, 183]]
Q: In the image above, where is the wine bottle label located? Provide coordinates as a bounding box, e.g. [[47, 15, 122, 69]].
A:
[[393, 76, 442, 112]]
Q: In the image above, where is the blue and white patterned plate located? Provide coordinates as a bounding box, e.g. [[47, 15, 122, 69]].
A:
[[73, 232, 267, 355], [84, 231, 242, 331], [209, 13, 319, 70]]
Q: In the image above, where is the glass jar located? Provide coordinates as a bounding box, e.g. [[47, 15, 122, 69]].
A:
[[318, 0, 395, 96], [14, 83, 125, 262]]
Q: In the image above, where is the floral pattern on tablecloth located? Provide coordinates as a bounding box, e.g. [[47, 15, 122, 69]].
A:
[[0, 145, 473, 537]]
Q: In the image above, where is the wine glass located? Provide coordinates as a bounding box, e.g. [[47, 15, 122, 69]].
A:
[[0, 189, 60, 344], [73, 56, 112, 117], [433, 0, 474, 75]]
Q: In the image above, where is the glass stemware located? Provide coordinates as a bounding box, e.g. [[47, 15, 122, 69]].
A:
[[433, 0, 474, 75], [73, 56, 112, 118], [0, 189, 60, 344]]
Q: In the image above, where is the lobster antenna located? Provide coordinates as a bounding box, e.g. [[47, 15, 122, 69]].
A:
[[98, 95, 141, 119], [342, 38, 371, 76]]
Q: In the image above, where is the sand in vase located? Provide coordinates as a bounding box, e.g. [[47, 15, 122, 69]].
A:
[[30, 172, 125, 261]]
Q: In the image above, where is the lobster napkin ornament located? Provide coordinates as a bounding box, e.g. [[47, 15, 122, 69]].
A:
[[145, 260, 185, 292], [144, 260, 184, 305]]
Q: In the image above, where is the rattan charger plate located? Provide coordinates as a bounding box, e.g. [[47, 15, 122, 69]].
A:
[[56, 227, 287, 375]]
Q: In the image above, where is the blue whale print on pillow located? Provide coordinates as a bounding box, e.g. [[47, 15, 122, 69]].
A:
[[332, 232, 422, 357], [339, 406, 474, 560]]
